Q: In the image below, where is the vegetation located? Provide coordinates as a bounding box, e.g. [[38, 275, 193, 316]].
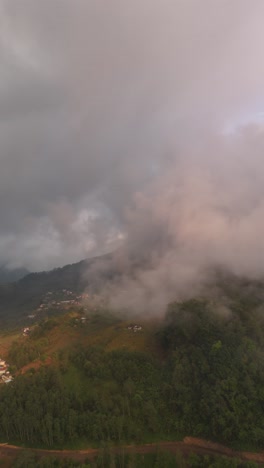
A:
[[160, 299, 264, 447], [0, 296, 264, 456], [0, 253, 115, 326], [7, 338, 46, 369], [12, 450, 261, 467]]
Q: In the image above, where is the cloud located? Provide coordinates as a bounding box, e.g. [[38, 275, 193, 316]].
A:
[[1, 0, 264, 280], [97, 126, 264, 314]]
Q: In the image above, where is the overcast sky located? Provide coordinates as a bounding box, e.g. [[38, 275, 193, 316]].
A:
[[1, 0, 264, 272]]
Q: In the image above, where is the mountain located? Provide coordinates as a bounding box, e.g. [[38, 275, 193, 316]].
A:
[[1, 257, 264, 457], [1, 250, 264, 328], [0, 265, 29, 284], [0, 253, 117, 325]]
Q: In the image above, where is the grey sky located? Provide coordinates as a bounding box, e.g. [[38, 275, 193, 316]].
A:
[[1, 0, 264, 272]]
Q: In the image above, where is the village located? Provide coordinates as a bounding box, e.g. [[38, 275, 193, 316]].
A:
[[19, 285, 145, 342], [127, 324, 143, 333], [0, 359, 13, 384], [26, 289, 91, 321], [37, 289, 90, 311]]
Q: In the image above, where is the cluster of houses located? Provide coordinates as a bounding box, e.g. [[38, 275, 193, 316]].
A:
[[71, 315, 88, 327], [0, 359, 13, 384], [38, 291, 90, 311], [26, 290, 91, 319], [127, 324, 143, 332]]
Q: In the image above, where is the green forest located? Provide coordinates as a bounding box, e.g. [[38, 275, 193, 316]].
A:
[[1, 297, 264, 458]]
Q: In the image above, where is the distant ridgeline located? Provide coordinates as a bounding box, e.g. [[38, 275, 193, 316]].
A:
[[0, 266, 29, 284], [0, 253, 116, 325], [0, 252, 264, 328]]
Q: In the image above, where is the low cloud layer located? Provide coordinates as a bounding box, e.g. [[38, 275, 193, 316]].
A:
[[1, 0, 264, 298], [96, 127, 264, 314]]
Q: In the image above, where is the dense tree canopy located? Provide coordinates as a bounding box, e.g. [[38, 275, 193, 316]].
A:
[[1, 297, 264, 456]]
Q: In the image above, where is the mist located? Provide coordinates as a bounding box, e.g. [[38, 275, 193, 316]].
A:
[[91, 125, 264, 314], [1, 1, 264, 310]]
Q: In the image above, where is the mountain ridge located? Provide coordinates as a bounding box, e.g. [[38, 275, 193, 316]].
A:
[[0, 252, 116, 325], [0, 266, 29, 284]]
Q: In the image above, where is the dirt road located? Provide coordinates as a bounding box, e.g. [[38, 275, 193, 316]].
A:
[[1, 437, 264, 465]]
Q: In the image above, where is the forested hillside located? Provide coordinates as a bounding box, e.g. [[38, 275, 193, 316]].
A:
[[0, 253, 115, 325], [1, 297, 264, 455]]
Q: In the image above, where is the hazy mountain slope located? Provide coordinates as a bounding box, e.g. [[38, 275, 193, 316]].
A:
[[0, 266, 29, 284], [1, 249, 264, 328], [0, 253, 116, 325]]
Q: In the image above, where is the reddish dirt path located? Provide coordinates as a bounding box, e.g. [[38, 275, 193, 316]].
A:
[[1, 437, 264, 465], [19, 356, 53, 374]]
